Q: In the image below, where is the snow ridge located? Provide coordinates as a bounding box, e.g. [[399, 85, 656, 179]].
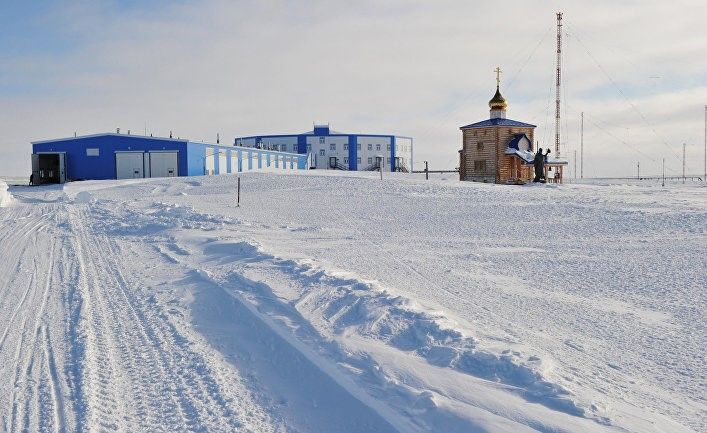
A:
[[203, 240, 586, 418]]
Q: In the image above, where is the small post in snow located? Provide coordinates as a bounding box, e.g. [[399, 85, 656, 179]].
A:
[[662, 158, 665, 187], [424, 161, 429, 180], [237, 176, 241, 207], [379, 158, 383, 180]]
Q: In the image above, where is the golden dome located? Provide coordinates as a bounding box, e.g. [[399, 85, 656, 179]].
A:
[[489, 86, 507, 110]]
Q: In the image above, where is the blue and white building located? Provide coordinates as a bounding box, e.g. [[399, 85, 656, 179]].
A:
[[31, 132, 307, 184], [235, 125, 413, 172]]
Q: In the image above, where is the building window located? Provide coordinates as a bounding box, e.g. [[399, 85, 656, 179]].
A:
[[344, 143, 348, 151], [344, 157, 349, 164], [367, 157, 373, 164], [376, 144, 381, 151], [330, 143, 336, 151], [387, 144, 391, 151], [319, 149, 325, 156], [357, 143, 361, 151], [357, 157, 361, 164], [319, 137, 325, 144], [477, 142, 484, 151], [293, 144, 298, 152], [307, 144, 311, 152], [474, 160, 486, 171], [367, 144, 373, 151]]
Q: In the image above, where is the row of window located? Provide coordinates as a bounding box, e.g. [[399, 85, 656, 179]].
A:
[[251, 142, 409, 153], [317, 156, 401, 166], [327, 143, 392, 151], [252, 143, 297, 152]]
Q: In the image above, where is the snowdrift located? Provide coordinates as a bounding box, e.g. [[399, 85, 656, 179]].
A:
[[0, 181, 13, 207]]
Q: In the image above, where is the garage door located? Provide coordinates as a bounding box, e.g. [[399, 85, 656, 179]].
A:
[[116, 152, 144, 179], [149, 152, 178, 178]]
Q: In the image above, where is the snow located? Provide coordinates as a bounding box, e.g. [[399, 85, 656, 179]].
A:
[[0, 181, 13, 207], [0, 172, 704, 433], [505, 148, 535, 163]]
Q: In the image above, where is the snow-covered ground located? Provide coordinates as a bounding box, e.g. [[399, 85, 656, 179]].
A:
[[0, 171, 704, 433]]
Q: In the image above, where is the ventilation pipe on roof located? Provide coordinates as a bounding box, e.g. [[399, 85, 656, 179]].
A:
[[128, 130, 131, 135], [170, 130, 173, 138], [217, 133, 220, 144], [117, 128, 120, 134]]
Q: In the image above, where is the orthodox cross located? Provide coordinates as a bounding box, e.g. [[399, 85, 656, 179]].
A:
[[495, 67, 502, 87]]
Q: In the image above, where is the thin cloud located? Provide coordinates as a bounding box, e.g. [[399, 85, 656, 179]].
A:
[[1, 0, 706, 177]]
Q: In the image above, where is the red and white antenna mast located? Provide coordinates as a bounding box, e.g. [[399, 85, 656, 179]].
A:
[[555, 12, 563, 157]]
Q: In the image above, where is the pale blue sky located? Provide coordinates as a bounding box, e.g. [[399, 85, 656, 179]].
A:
[[2, 0, 706, 177]]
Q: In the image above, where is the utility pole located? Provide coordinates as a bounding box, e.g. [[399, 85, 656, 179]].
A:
[[574, 150, 577, 180], [580, 111, 584, 178], [554, 12, 563, 158], [637, 161, 640, 180], [424, 161, 429, 180]]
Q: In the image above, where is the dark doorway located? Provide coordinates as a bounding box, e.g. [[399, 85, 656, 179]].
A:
[[31, 153, 65, 184]]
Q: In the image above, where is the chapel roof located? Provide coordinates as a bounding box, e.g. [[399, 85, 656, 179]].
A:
[[459, 118, 537, 129]]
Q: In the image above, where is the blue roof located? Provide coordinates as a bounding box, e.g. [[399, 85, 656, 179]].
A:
[[460, 118, 536, 129], [506, 133, 533, 151]]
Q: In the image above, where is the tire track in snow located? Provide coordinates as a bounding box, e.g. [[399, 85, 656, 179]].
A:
[[84, 200, 279, 432], [7, 238, 56, 433], [93, 223, 248, 431], [74, 207, 187, 432], [69, 206, 134, 432], [42, 325, 67, 433], [70, 204, 248, 432], [0, 259, 37, 351]]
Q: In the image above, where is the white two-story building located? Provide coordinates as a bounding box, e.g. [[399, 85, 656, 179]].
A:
[[235, 124, 413, 172]]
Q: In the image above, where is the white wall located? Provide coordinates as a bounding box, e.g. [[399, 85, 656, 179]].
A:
[[236, 134, 409, 172], [395, 137, 413, 170], [357, 136, 392, 171], [307, 136, 349, 169]]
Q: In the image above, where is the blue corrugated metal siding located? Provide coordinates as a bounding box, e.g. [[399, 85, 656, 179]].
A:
[[32, 135, 188, 181], [186, 142, 206, 176], [32, 133, 309, 181]]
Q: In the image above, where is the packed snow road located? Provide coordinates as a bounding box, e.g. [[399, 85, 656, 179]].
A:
[[0, 173, 704, 433]]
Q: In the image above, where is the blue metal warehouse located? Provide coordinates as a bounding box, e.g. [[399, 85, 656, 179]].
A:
[[31, 133, 307, 184], [235, 124, 413, 172]]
